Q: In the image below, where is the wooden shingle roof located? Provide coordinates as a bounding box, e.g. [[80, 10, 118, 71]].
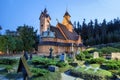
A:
[[58, 23, 79, 41], [50, 26, 65, 40]]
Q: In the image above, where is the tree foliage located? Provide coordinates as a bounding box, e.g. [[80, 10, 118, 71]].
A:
[[74, 18, 120, 46], [17, 25, 37, 51], [0, 35, 16, 53], [0, 24, 38, 54]]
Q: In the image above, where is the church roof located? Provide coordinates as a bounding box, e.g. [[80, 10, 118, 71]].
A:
[[58, 23, 79, 40], [39, 8, 51, 20], [50, 26, 65, 40], [49, 23, 79, 41], [63, 11, 71, 17]]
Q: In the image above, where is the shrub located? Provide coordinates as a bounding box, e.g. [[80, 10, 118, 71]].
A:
[[32, 57, 57, 67], [31, 68, 49, 77], [5, 65, 13, 73], [56, 61, 67, 67], [100, 60, 120, 70], [32, 72, 61, 80], [99, 47, 120, 54], [0, 58, 17, 65], [70, 67, 112, 80], [76, 52, 85, 61], [83, 51, 93, 59], [85, 58, 106, 64], [117, 70, 120, 76]]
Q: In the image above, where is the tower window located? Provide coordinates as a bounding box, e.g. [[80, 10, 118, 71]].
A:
[[41, 24, 43, 27]]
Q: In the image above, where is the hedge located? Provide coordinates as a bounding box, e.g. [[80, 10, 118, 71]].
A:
[[70, 67, 112, 80], [0, 58, 17, 65]]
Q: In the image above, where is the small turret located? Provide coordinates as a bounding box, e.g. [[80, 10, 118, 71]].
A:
[[62, 11, 73, 32]]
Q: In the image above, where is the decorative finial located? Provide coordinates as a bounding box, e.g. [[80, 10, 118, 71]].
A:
[[56, 19, 59, 23], [66, 5, 68, 12]]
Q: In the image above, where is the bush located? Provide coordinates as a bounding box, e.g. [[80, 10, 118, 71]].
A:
[[32, 72, 61, 80], [100, 60, 120, 70], [31, 68, 49, 77], [5, 65, 13, 72], [70, 67, 112, 80], [99, 47, 120, 54], [83, 51, 93, 59], [76, 52, 85, 61], [85, 58, 106, 64], [0, 58, 17, 65], [32, 57, 57, 67], [56, 61, 67, 67]]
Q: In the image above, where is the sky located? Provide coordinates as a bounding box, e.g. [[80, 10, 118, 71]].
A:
[[0, 0, 120, 34]]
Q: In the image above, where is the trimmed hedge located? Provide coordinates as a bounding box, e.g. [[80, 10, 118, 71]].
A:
[[32, 57, 68, 68], [70, 67, 112, 80], [85, 58, 106, 64], [0, 58, 17, 65], [76, 52, 85, 61], [56, 61, 67, 67], [31, 68, 49, 77], [32, 57, 57, 67], [100, 60, 120, 70], [32, 72, 61, 80]]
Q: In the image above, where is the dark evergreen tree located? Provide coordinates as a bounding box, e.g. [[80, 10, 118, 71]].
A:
[[74, 17, 120, 46]]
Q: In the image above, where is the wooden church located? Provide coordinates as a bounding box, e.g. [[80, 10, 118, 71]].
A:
[[38, 8, 83, 54]]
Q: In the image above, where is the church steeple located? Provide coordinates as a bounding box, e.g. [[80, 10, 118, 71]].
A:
[[63, 11, 71, 21], [62, 10, 73, 32], [39, 8, 51, 35], [63, 11, 71, 17], [44, 8, 47, 14]]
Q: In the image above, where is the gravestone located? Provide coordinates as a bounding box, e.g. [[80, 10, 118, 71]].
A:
[[60, 53, 66, 62], [49, 47, 53, 58], [48, 65, 59, 72], [111, 53, 120, 60], [17, 56, 32, 79], [93, 52, 99, 58]]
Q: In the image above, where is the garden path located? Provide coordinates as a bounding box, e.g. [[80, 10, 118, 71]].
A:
[[61, 71, 83, 80]]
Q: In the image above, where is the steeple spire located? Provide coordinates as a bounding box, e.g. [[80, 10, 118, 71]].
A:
[[63, 10, 71, 17], [44, 8, 47, 13]]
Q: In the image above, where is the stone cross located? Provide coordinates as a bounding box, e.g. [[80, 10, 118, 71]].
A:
[[49, 47, 53, 58]]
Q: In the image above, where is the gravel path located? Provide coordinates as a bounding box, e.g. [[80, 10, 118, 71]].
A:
[[61, 73, 83, 80]]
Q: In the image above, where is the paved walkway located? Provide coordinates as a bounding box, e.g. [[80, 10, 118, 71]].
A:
[[61, 73, 83, 80]]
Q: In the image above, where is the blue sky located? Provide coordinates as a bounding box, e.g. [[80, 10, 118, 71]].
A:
[[0, 0, 120, 34]]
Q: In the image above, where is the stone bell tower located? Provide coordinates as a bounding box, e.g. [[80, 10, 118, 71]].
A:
[[39, 8, 51, 35]]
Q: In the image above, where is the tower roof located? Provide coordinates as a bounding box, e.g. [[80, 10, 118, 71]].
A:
[[44, 8, 47, 13], [63, 11, 71, 17], [39, 8, 51, 20]]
